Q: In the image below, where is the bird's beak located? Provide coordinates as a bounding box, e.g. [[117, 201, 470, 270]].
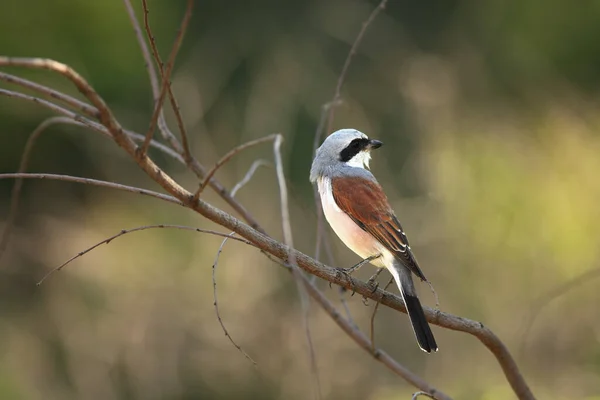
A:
[[367, 139, 383, 150]]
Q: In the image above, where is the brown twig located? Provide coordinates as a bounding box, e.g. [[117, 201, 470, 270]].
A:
[[212, 233, 257, 365], [125, 0, 189, 156], [140, 0, 193, 155], [37, 224, 252, 285], [370, 277, 394, 350], [325, 0, 388, 134], [520, 266, 600, 355], [122, 0, 159, 99], [230, 159, 271, 197], [141, 0, 163, 94], [272, 134, 321, 400], [139, 0, 194, 161], [0, 173, 180, 205], [0, 117, 85, 262], [0, 71, 99, 118], [0, 88, 97, 128], [193, 134, 278, 202], [0, 85, 182, 161]]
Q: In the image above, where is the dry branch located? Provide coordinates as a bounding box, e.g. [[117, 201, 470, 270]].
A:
[[36, 224, 252, 285], [193, 134, 278, 201], [211, 233, 258, 365], [140, 0, 194, 155]]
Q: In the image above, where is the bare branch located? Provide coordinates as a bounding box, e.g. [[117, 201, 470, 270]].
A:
[[230, 159, 271, 197], [370, 277, 394, 350], [212, 233, 257, 365], [122, 0, 160, 99], [0, 173, 180, 205], [193, 134, 278, 201], [0, 88, 97, 128], [140, 0, 194, 156], [141, 0, 163, 96], [0, 117, 86, 262], [520, 266, 600, 354], [0, 71, 98, 118], [126, 0, 191, 159], [325, 0, 388, 134], [37, 224, 252, 285], [272, 134, 321, 399]]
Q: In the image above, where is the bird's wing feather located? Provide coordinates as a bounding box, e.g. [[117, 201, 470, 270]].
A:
[[331, 176, 427, 281]]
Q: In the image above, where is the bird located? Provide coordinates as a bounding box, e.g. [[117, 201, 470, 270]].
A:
[[310, 128, 438, 353]]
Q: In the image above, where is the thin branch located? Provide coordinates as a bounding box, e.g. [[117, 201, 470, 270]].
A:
[[122, 0, 160, 99], [212, 233, 257, 365], [193, 134, 278, 202], [520, 266, 600, 354], [325, 0, 388, 134], [338, 287, 357, 328], [412, 391, 436, 400], [0, 173, 180, 205], [140, 0, 193, 155], [141, 0, 163, 95], [0, 71, 99, 118], [125, 0, 191, 160], [273, 134, 321, 400], [230, 159, 271, 197], [370, 277, 394, 350], [0, 88, 97, 128], [0, 117, 86, 262], [37, 224, 252, 285]]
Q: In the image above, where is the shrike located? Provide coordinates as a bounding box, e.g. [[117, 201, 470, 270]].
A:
[[310, 128, 438, 353]]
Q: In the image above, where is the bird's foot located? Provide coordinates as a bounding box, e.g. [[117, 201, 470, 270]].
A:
[[366, 267, 384, 293], [334, 267, 357, 295]]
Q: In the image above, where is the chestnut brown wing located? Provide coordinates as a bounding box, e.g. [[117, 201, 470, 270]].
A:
[[331, 177, 427, 281]]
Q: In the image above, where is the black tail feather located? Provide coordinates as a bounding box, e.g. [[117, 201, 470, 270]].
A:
[[402, 293, 438, 353]]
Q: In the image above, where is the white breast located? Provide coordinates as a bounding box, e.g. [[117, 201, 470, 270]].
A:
[[317, 176, 386, 268]]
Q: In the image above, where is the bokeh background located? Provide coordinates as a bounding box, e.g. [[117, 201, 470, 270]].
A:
[[1, 0, 600, 399]]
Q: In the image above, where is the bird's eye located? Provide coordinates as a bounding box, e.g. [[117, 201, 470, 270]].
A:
[[350, 140, 361, 149]]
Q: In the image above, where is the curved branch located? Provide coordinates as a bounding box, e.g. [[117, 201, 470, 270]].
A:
[[193, 134, 278, 201], [0, 117, 86, 261], [0, 71, 98, 118], [0, 173, 180, 205], [37, 224, 252, 285]]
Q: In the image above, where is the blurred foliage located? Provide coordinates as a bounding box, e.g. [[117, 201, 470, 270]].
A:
[[1, 0, 600, 399]]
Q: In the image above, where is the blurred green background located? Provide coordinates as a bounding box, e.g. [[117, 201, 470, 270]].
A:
[[1, 0, 600, 399]]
